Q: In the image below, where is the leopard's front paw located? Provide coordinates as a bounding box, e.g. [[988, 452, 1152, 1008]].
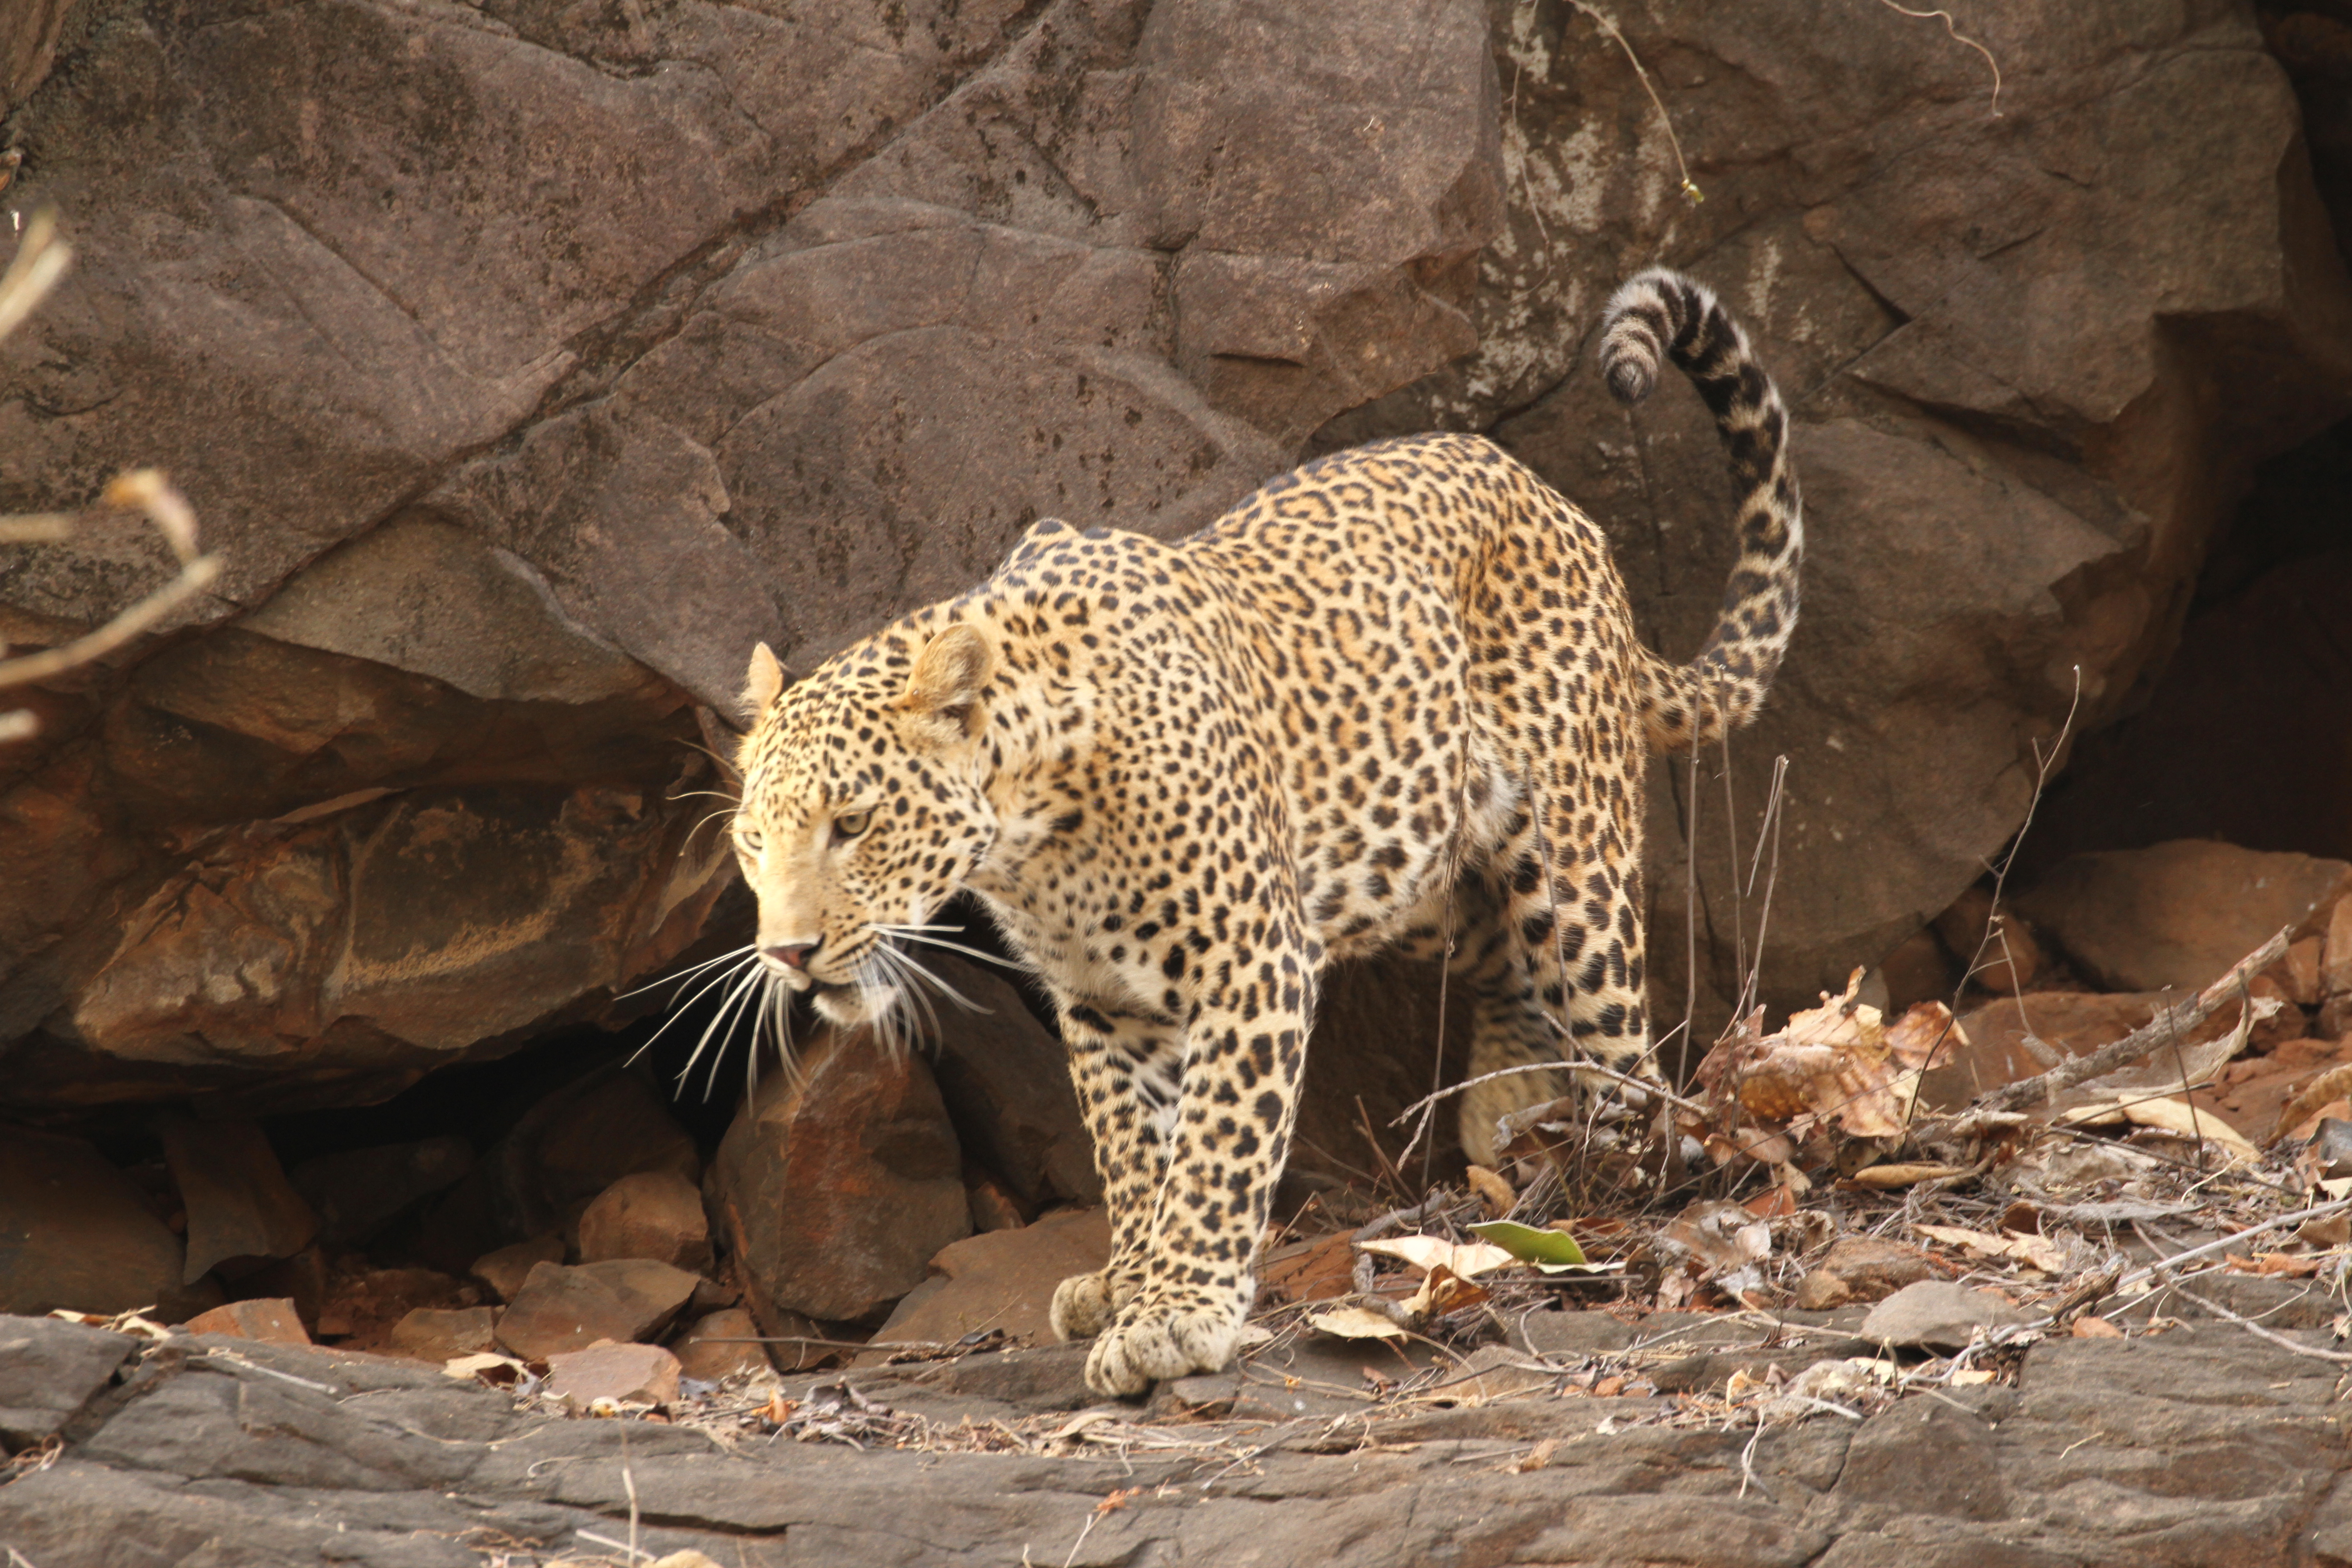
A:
[[1082, 1298, 1242, 1398], [1049, 1269, 1134, 1342]]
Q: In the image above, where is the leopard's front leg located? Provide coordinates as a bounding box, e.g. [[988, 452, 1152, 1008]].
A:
[[1084, 956, 1312, 1398], [1047, 1002, 1180, 1344]]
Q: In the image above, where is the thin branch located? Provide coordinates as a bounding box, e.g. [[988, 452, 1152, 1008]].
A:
[[1975, 929, 2291, 1113], [1563, 1, 1703, 203]]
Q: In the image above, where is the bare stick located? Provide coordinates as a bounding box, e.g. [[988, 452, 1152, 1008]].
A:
[[2112, 1195, 2352, 1292], [1975, 928, 2290, 1113], [1392, 1054, 1708, 1130], [1872, 0, 2004, 116], [1562, 1, 1704, 202]]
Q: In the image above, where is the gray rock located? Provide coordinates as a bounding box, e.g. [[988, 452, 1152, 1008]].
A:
[[1860, 1281, 2039, 1350], [0, 1314, 136, 1451]]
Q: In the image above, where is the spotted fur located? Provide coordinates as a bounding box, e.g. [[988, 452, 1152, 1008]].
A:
[[728, 267, 1800, 1397]]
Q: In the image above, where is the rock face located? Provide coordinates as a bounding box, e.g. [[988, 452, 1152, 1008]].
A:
[[3, 1311, 2351, 1566], [2, 0, 2350, 1105]]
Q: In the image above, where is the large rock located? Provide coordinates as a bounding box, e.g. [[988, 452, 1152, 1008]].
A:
[[919, 956, 1100, 1210], [0, 1314, 137, 1452], [2016, 841, 2352, 992], [157, 1118, 316, 1282], [707, 1031, 969, 1326], [0, 1128, 213, 1321], [869, 1207, 1112, 1352], [3, 0, 2349, 1107]]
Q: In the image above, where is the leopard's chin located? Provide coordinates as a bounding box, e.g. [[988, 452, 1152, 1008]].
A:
[[810, 982, 899, 1027]]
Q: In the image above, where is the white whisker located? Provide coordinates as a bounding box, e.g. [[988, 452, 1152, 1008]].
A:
[[871, 924, 1021, 973], [618, 943, 755, 1003], [625, 953, 757, 1066], [681, 963, 764, 1098]]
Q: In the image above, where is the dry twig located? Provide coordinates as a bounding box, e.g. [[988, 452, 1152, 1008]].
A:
[[1975, 929, 2291, 1113]]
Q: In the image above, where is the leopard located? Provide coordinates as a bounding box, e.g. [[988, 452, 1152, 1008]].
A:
[[725, 267, 1802, 1398]]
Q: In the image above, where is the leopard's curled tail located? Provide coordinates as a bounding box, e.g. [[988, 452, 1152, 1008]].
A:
[[1598, 267, 1803, 754]]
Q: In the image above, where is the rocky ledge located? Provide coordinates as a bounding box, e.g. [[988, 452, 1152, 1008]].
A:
[[6, 1292, 2352, 1568]]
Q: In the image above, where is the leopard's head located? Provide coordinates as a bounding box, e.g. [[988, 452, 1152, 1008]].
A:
[[729, 622, 997, 1033]]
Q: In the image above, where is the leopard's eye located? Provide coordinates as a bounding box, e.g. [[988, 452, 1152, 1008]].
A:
[[737, 828, 764, 855], [833, 809, 872, 842]]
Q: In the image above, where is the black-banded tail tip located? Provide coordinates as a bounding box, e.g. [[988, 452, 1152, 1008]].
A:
[[1604, 356, 1655, 405]]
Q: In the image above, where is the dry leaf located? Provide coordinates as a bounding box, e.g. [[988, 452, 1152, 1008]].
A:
[[1402, 1263, 1490, 1318], [2071, 1316, 2123, 1339], [2225, 1251, 2325, 1278], [2058, 1096, 2258, 1160], [1360, 1235, 1520, 1279], [1913, 1223, 2065, 1274], [1465, 1164, 1516, 1216], [1308, 1306, 1409, 1340], [1950, 1369, 1998, 1386], [1845, 1162, 1970, 1189], [1692, 970, 1964, 1140], [2275, 1065, 2352, 1145]]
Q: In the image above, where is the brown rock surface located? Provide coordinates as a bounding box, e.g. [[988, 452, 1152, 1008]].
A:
[[708, 1031, 969, 1326], [181, 1298, 311, 1347], [0, 1128, 212, 1321], [494, 1259, 700, 1362], [868, 1208, 1112, 1353], [2016, 842, 2352, 994], [576, 1171, 713, 1274], [157, 1118, 317, 1282]]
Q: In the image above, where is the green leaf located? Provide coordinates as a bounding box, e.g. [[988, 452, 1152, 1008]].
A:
[[1467, 1220, 1588, 1269]]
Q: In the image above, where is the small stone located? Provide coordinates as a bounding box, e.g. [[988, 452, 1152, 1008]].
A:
[[495, 1259, 700, 1361], [649, 1552, 725, 1568], [1430, 1343, 1558, 1401], [2325, 895, 2352, 997], [0, 1128, 212, 1321], [708, 1030, 970, 1325], [672, 1308, 772, 1382], [868, 1208, 1112, 1353], [389, 1306, 500, 1362], [1795, 1237, 1940, 1310], [157, 1117, 318, 1283], [0, 1314, 139, 1450], [182, 1298, 312, 1346], [290, 1137, 474, 1246], [2016, 842, 2352, 994], [966, 1171, 1026, 1234], [470, 1235, 566, 1303], [545, 1341, 681, 1407], [2310, 1118, 2352, 1178], [1859, 1281, 2036, 1350], [1257, 1230, 1357, 1308], [577, 1171, 713, 1273]]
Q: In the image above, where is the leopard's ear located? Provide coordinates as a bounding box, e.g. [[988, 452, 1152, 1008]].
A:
[[898, 623, 993, 741], [740, 642, 786, 720]]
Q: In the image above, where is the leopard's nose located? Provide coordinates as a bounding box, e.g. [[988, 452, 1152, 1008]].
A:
[[764, 938, 820, 971]]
